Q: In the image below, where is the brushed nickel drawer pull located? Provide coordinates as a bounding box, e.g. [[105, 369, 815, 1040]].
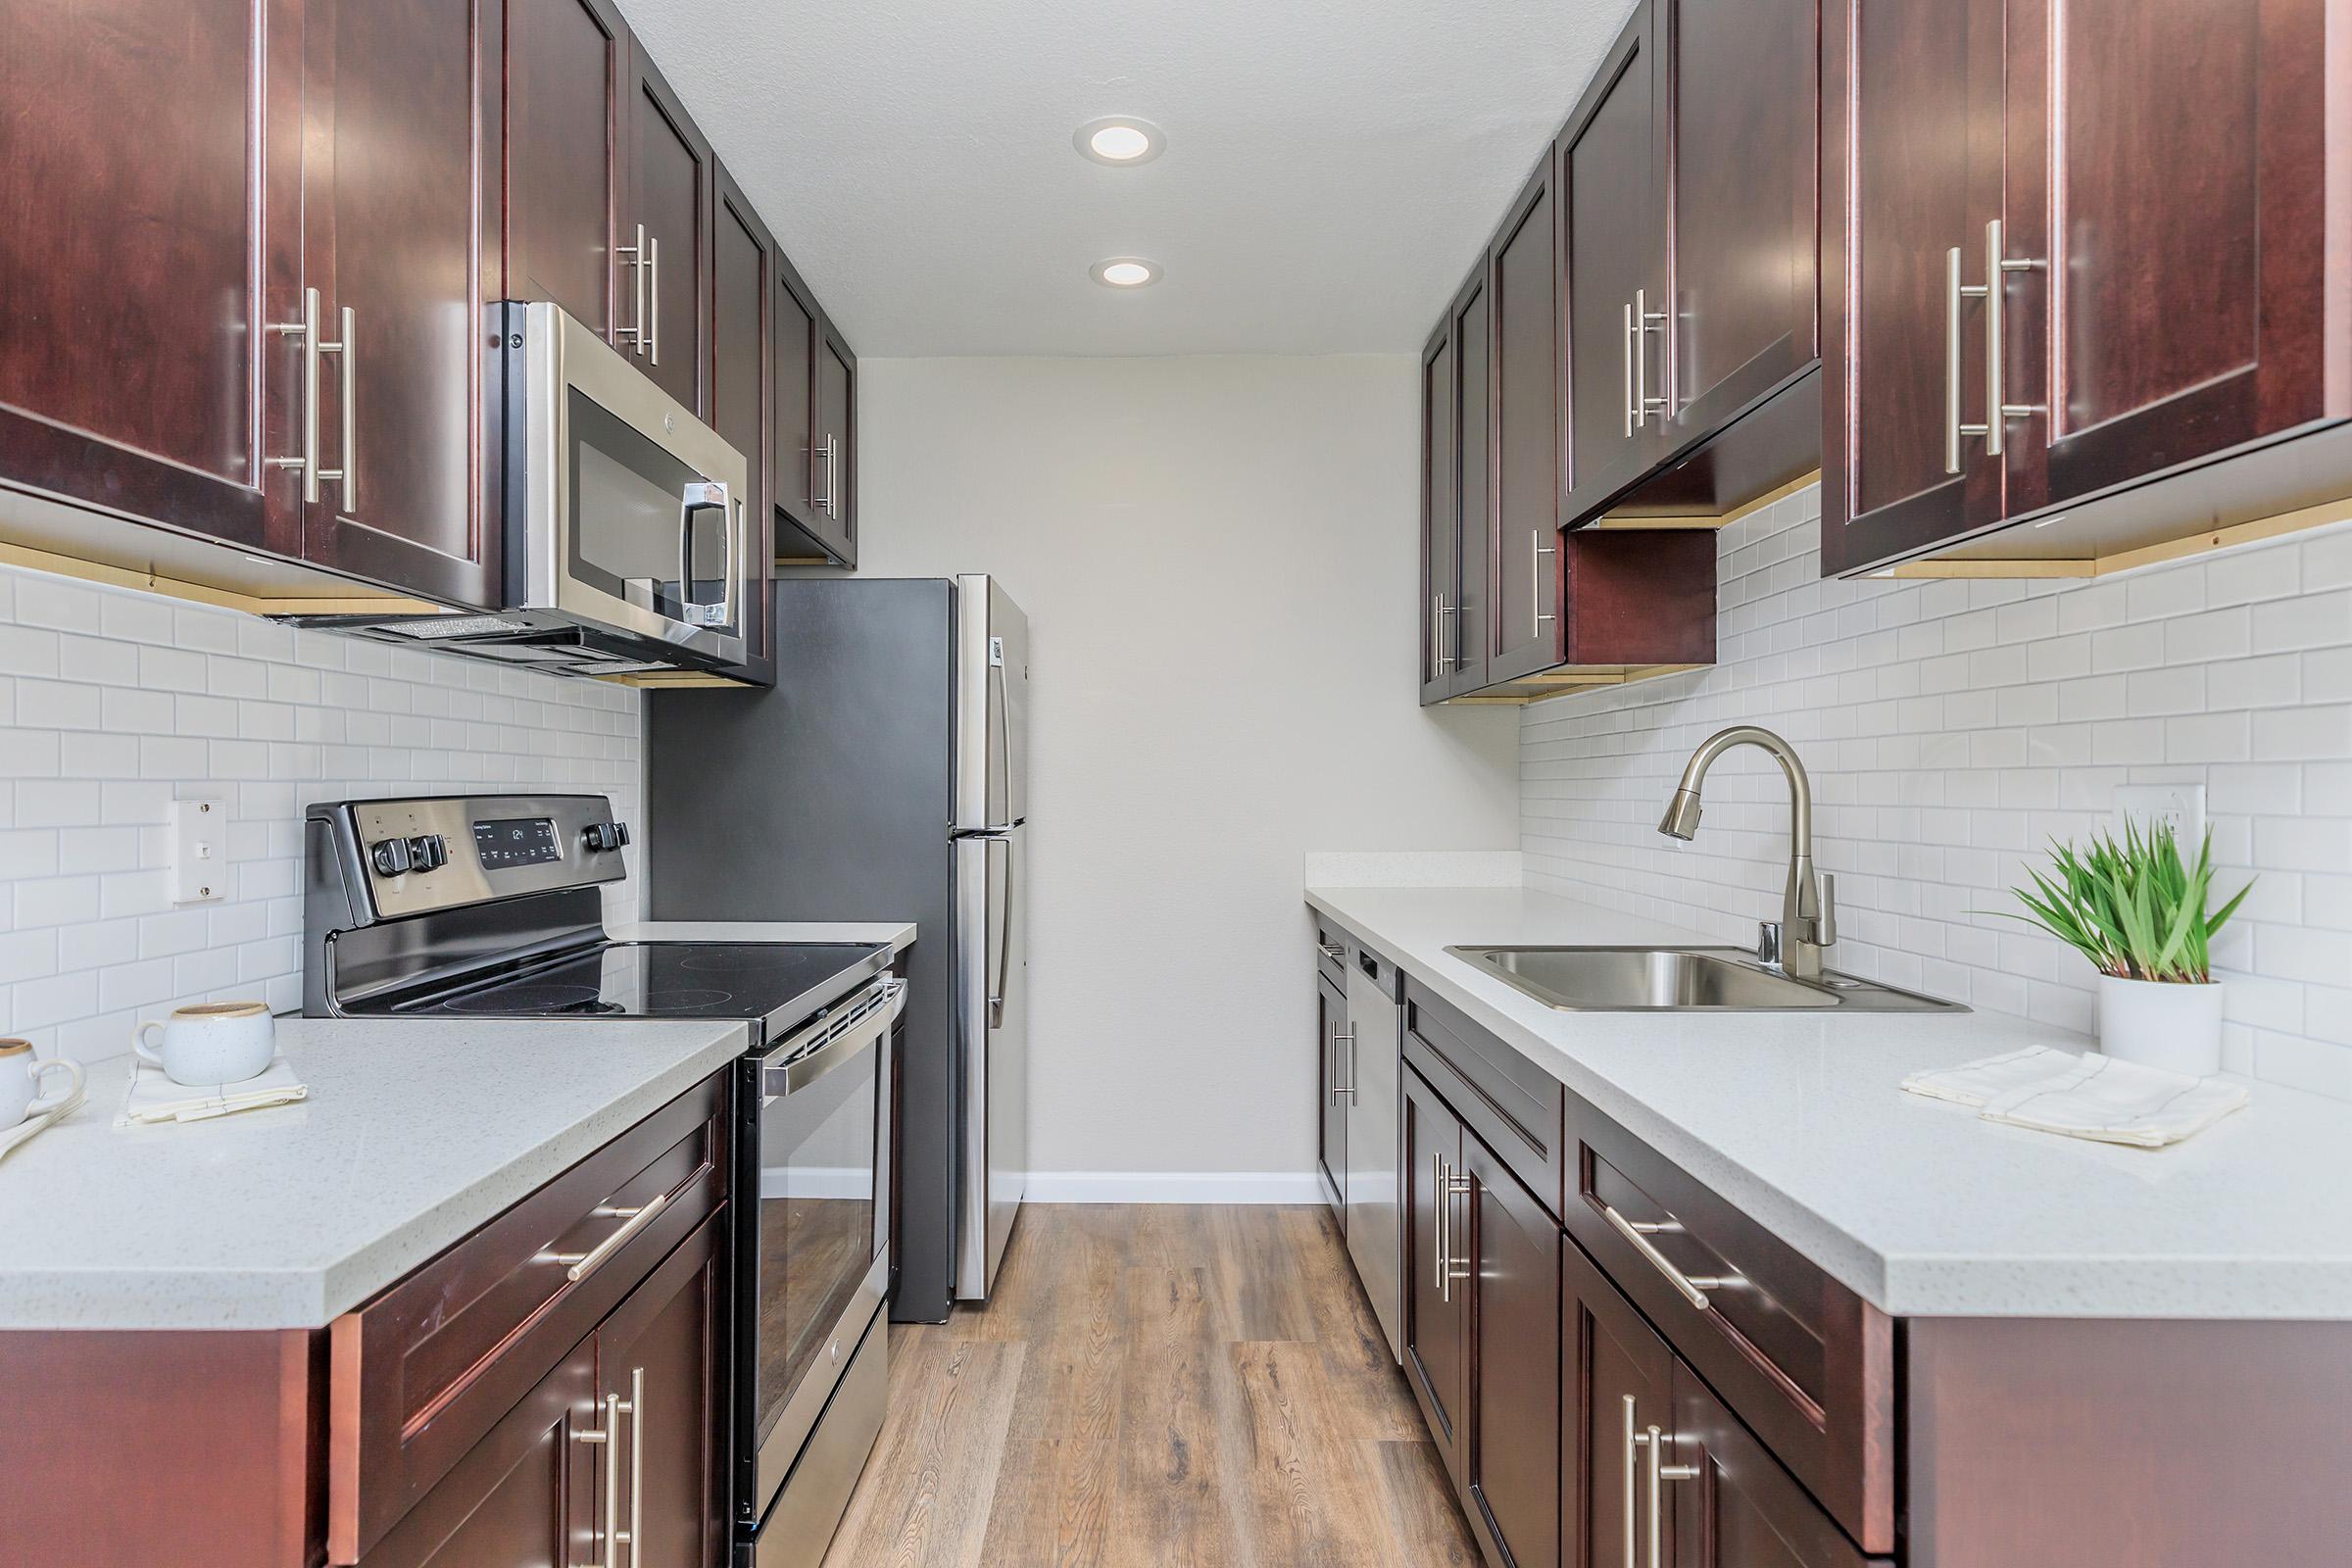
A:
[[546, 1190, 671, 1284], [1601, 1202, 1744, 1310]]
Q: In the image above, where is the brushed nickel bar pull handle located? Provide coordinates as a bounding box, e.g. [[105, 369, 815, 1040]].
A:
[[1602, 1202, 1732, 1310], [828, 434, 842, 520], [569, 1409, 612, 1568], [546, 1190, 671, 1284], [267, 287, 321, 499], [1318, 943, 1346, 961], [1622, 1397, 1642, 1568], [1635, 288, 1667, 426], [1433, 1152, 1447, 1295], [1332, 1021, 1356, 1101], [1532, 530, 1557, 632], [1623, 300, 1637, 438], [614, 223, 647, 353], [1946, 244, 1989, 472], [603, 1391, 623, 1567], [1984, 218, 2044, 459], [648, 232, 661, 367], [619, 1366, 644, 1565], [313, 305, 355, 514], [1444, 1163, 1473, 1300], [1644, 1424, 1666, 1568]]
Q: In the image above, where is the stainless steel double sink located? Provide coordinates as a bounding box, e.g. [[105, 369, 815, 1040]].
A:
[[1447, 946, 1964, 1013]]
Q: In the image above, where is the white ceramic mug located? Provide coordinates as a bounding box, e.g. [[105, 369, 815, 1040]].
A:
[[0, 1039, 84, 1130], [133, 1002, 276, 1087]]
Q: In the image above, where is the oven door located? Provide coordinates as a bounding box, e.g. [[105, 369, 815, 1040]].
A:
[[738, 977, 904, 1528], [514, 301, 749, 667]]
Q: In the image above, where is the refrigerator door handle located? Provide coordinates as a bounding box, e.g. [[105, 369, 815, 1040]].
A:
[[991, 658, 1012, 833], [989, 836, 1014, 1028]]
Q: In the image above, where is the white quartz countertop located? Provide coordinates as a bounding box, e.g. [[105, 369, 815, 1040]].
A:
[[1306, 880, 2352, 1320], [0, 1015, 753, 1331]]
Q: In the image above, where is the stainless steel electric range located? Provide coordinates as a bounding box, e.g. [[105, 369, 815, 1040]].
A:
[[302, 792, 904, 1568]]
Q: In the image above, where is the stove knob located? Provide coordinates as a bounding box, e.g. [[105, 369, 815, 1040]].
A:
[[409, 834, 449, 872], [370, 837, 413, 877], [582, 821, 630, 854]]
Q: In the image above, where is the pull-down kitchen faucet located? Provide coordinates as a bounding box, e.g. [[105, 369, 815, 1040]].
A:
[[1657, 726, 1837, 979]]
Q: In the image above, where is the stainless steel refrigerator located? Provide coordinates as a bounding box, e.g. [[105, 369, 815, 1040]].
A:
[[644, 574, 1029, 1321]]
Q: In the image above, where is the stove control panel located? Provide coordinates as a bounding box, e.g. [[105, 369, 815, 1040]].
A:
[[309, 794, 627, 925]]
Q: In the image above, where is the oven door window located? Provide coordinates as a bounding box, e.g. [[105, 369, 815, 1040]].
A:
[[565, 388, 738, 634], [755, 1031, 884, 1433]]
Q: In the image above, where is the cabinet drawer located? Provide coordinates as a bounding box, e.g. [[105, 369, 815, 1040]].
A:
[[1562, 1094, 1891, 1555], [327, 1073, 728, 1564], [1401, 979, 1565, 1223], [1314, 920, 1349, 991]]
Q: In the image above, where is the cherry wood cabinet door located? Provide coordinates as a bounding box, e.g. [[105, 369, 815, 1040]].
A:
[[0, 0, 303, 558], [770, 254, 827, 555], [1317, 973, 1348, 1217], [1819, 0, 2005, 575], [619, 42, 710, 415], [1402, 1066, 1468, 1488], [710, 162, 774, 683], [1558, 3, 1663, 525], [598, 1215, 724, 1568], [1564, 1234, 1676, 1568], [1448, 267, 1494, 697], [1419, 319, 1459, 705], [1999, 0, 2337, 518], [812, 322, 858, 564], [298, 0, 503, 610], [357, 1337, 599, 1568], [1657, 0, 1819, 444], [1462, 1135, 1561, 1568], [504, 0, 626, 338], [1488, 160, 1564, 686], [1668, 1360, 1886, 1568]]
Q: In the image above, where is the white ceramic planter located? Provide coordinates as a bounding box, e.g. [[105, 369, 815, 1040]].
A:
[[2097, 974, 2225, 1076]]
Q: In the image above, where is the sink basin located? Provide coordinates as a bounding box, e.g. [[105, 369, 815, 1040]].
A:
[[1446, 946, 1966, 1013]]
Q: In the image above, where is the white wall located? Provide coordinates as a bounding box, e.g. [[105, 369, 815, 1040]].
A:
[[858, 355, 1520, 1192], [0, 564, 643, 1064], [1523, 481, 2352, 1101]]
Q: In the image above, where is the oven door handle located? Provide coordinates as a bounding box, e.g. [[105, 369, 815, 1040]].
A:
[[761, 978, 906, 1103]]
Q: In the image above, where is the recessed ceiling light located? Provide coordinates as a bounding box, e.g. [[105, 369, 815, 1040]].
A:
[[1075, 118, 1164, 166], [1091, 258, 1160, 288]]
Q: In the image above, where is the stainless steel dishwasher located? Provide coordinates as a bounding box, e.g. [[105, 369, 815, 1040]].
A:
[[1344, 946, 1403, 1362]]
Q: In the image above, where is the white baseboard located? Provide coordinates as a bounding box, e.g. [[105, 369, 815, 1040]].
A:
[[1022, 1170, 1326, 1204]]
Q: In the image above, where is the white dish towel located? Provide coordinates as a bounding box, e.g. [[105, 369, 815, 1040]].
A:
[[115, 1054, 310, 1129], [1901, 1046, 2249, 1149], [0, 1080, 87, 1163]]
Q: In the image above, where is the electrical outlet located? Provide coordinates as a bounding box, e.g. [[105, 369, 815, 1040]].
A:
[[2113, 783, 2206, 848], [170, 798, 227, 904]]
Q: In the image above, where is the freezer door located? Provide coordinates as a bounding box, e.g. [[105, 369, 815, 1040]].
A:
[[954, 575, 1029, 832], [955, 825, 1028, 1298]]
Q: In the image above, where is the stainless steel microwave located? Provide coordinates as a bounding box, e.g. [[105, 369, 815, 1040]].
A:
[[286, 302, 750, 677]]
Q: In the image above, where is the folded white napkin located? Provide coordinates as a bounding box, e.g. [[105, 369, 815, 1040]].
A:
[[1902, 1047, 2247, 1149], [115, 1054, 309, 1128], [0, 1080, 86, 1163]]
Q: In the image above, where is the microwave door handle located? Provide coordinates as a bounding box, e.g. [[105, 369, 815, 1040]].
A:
[[675, 483, 737, 629]]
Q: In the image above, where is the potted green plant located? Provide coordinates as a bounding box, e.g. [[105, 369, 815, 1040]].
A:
[[1997, 821, 2253, 1074]]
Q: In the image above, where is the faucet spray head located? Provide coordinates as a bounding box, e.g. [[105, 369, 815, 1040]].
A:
[[1658, 788, 1704, 841]]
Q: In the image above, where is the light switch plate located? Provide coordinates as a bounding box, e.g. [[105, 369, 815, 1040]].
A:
[[169, 798, 227, 905], [2113, 783, 2206, 848]]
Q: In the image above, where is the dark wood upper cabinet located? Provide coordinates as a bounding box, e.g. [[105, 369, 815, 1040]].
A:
[[0, 0, 304, 560], [770, 255, 826, 558], [1316, 972, 1348, 1219], [504, 0, 626, 338], [1419, 320, 1460, 705], [1818, 0, 2004, 576], [618, 41, 710, 416], [710, 161, 775, 684], [295, 0, 503, 612], [1461, 1134, 1561, 1568], [1401, 1066, 1468, 1489], [812, 321, 858, 564], [1825, 0, 2348, 576], [1657, 0, 1819, 440], [1558, 4, 1663, 524], [1488, 161, 1563, 686], [1448, 267, 1494, 698]]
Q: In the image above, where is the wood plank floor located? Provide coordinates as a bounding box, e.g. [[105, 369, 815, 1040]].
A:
[[820, 1204, 1483, 1568]]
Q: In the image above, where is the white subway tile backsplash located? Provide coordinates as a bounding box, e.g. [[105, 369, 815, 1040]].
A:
[[0, 561, 644, 1062], [1522, 491, 2352, 1100]]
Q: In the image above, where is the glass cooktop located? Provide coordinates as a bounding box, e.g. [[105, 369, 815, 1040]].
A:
[[377, 941, 888, 1032]]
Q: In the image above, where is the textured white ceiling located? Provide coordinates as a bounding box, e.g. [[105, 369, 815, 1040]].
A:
[[621, 0, 1637, 357]]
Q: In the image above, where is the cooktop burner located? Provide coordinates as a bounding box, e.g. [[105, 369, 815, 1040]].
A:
[[379, 941, 887, 1035]]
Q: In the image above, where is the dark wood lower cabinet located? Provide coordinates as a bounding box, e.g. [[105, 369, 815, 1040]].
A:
[[1565, 1227, 1675, 1568], [1402, 1065, 1468, 1485], [1462, 1135, 1561, 1568], [1669, 1361, 1882, 1568], [358, 1338, 601, 1568], [596, 1211, 724, 1568], [1316, 971, 1348, 1214]]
